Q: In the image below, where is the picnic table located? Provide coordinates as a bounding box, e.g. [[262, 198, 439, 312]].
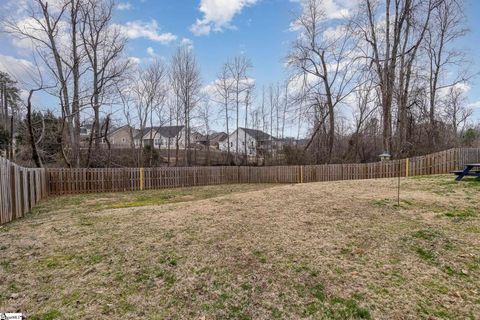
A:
[[452, 164, 480, 181]]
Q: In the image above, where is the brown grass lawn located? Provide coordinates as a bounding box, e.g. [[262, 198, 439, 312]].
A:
[[0, 177, 479, 319]]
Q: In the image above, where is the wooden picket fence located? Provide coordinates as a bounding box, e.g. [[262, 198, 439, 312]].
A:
[[46, 148, 480, 195], [1, 147, 479, 224], [0, 157, 48, 225]]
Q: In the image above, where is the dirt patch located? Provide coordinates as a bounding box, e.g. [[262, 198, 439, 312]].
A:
[[0, 176, 479, 319]]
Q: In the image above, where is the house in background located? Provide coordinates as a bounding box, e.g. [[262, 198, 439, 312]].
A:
[[219, 128, 281, 156], [80, 124, 92, 139], [196, 132, 228, 149], [107, 125, 137, 148], [134, 126, 186, 149]]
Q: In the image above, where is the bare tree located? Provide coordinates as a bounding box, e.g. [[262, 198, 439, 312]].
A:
[[268, 84, 280, 161], [213, 63, 234, 159], [395, 0, 438, 153], [170, 45, 202, 167], [226, 55, 253, 164], [79, 0, 129, 164], [424, 0, 468, 145], [289, 0, 359, 162], [116, 80, 137, 164], [0, 72, 20, 160], [442, 86, 472, 137], [131, 59, 167, 167], [347, 79, 379, 161], [354, 0, 412, 155], [5, 0, 86, 167], [244, 87, 253, 160], [198, 95, 213, 165]]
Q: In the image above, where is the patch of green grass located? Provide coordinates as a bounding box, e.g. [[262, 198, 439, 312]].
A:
[[370, 198, 412, 209], [8, 282, 18, 292], [241, 283, 253, 291], [412, 229, 440, 241], [164, 229, 175, 240], [31, 184, 278, 217], [253, 250, 267, 263], [424, 280, 449, 294], [327, 297, 371, 319], [370, 199, 391, 207], [159, 254, 179, 267], [132, 265, 178, 291], [293, 275, 370, 319], [310, 283, 326, 301], [465, 225, 480, 233], [414, 246, 436, 262], [61, 290, 81, 306], [417, 302, 452, 319], [444, 208, 478, 220], [0, 259, 12, 271], [270, 307, 282, 319], [79, 217, 96, 226], [87, 254, 103, 264], [153, 268, 177, 288], [30, 309, 62, 320], [113, 271, 125, 282], [36, 254, 75, 269]]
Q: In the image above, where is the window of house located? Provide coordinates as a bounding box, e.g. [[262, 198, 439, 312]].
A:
[[122, 138, 126, 143]]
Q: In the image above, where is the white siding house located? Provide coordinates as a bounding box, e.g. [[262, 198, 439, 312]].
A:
[[134, 126, 186, 149], [219, 128, 281, 157]]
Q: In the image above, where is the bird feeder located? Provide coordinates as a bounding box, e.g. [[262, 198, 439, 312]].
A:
[[379, 152, 391, 162]]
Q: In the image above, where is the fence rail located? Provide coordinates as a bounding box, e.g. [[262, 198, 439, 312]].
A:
[[0, 157, 47, 225], [1, 148, 479, 224], [46, 148, 480, 195]]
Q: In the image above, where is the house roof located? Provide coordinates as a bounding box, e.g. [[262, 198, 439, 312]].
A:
[[197, 132, 228, 143], [135, 126, 184, 139], [108, 125, 134, 137], [238, 127, 275, 141], [210, 132, 228, 143]]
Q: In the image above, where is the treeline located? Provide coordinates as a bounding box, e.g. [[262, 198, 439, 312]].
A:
[[0, 0, 479, 168], [286, 0, 478, 163]]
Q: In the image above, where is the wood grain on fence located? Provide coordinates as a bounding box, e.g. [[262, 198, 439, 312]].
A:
[[45, 148, 479, 196], [0, 157, 47, 224]]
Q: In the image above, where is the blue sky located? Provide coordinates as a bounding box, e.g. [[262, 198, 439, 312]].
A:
[[0, 0, 479, 125], [110, 0, 480, 119], [113, 0, 296, 87]]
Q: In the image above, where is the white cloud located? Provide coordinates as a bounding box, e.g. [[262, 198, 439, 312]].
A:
[[468, 100, 480, 110], [0, 54, 36, 82], [116, 2, 132, 10], [290, 0, 357, 26], [438, 82, 471, 99], [453, 82, 471, 94], [320, 0, 355, 19], [190, 0, 258, 36], [204, 77, 255, 97], [6, 16, 72, 55], [146, 47, 156, 57], [181, 38, 194, 49], [127, 56, 142, 65], [115, 20, 177, 44]]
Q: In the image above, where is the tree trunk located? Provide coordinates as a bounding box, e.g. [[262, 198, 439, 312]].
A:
[[27, 90, 42, 168]]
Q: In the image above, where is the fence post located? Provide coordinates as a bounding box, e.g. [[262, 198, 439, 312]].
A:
[[140, 167, 144, 191], [405, 158, 409, 177], [9, 164, 16, 220]]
